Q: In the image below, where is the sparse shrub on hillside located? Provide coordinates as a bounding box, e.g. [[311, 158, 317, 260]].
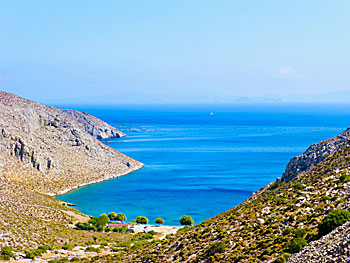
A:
[[113, 226, 128, 233], [318, 209, 350, 236], [339, 173, 350, 183], [75, 222, 97, 231], [204, 241, 226, 257], [85, 246, 100, 253], [276, 198, 287, 205], [0, 246, 15, 260], [25, 251, 36, 259], [286, 237, 307, 253], [62, 243, 73, 250], [282, 227, 292, 235], [293, 228, 306, 238], [293, 182, 304, 191], [272, 252, 291, 263]]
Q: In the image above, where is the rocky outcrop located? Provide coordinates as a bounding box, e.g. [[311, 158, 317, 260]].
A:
[[0, 91, 143, 195], [288, 221, 350, 263], [60, 109, 125, 139], [278, 128, 350, 183]]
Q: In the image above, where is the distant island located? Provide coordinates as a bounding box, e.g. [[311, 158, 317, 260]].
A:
[[0, 91, 350, 262]]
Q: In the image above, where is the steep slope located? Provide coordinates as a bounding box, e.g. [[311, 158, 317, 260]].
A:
[[0, 91, 143, 194], [118, 128, 350, 262], [0, 91, 143, 249]]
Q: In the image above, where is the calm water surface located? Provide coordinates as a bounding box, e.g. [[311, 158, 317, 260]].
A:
[[57, 104, 350, 225]]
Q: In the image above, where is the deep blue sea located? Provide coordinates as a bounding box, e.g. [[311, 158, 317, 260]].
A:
[[57, 103, 350, 226]]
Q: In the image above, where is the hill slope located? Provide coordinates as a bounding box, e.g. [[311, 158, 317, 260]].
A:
[[0, 91, 143, 249]]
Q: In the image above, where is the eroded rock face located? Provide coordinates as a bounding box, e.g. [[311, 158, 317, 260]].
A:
[[60, 109, 125, 139], [288, 221, 350, 263], [278, 128, 350, 183], [0, 91, 143, 195]]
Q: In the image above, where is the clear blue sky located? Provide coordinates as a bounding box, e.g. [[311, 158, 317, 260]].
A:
[[1, 0, 350, 104]]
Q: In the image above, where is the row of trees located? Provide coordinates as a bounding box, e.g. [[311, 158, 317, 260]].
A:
[[135, 215, 193, 226], [106, 211, 194, 226], [76, 212, 194, 231], [108, 212, 126, 222]]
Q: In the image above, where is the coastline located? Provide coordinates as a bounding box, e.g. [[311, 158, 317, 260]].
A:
[[51, 162, 144, 196]]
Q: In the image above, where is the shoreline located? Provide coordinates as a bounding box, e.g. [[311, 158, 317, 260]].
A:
[[50, 163, 144, 197]]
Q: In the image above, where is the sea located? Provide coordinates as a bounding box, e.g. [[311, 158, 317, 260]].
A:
[[57, 103, 350, 226]]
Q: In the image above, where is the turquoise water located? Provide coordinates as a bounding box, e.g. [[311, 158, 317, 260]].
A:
[[57, 104, 350, 226]]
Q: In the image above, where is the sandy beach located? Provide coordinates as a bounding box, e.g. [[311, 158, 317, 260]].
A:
[[133, 224, 181, 239]]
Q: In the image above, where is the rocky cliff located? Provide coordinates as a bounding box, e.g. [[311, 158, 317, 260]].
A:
[[278, 127, 350, 183], [0, 91, 143, 195]]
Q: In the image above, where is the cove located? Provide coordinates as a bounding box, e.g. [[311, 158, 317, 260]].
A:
[[57, 104, 350, 225]]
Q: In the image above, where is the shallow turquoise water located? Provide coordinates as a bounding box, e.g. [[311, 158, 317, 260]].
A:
[[57, 104, 350, 225]]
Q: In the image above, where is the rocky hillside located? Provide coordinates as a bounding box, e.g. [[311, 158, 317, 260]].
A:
[[278, 127, 350, 183], [117, 128, 350, 262], [0, 91, 143, 250], [0, 91, 143, 195]]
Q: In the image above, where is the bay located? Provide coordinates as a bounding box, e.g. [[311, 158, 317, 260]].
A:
[[57, 103, 350, 225]]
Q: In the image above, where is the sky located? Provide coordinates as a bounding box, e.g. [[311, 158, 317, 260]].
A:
[[1, 0, 350, 104]]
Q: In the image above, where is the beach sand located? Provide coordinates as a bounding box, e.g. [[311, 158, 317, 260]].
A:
[[133, 224, 181, 239]]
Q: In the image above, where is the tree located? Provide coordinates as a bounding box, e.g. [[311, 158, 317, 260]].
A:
[[318, 209, 350, 236], [117, 213, 127, 222], [136, 216, 149, 225], [99, 213, 109, 224], [108, 212, 118, 221], [89, 214, 109, 229], [155, 218, 164, 225], [179, 215, 194, 226]]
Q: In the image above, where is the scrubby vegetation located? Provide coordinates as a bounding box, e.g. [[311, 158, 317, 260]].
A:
[[317, 209, 350, 236]]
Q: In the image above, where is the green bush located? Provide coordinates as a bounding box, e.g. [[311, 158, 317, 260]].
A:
[[293, 228, 306, 238], [339, 173, 350, 183], [286, 237, 307, 253], [25, 251, 35, 259], [204, 241, 226, 257], [138, 233, 154, 240], [75, 222, 97, 231], [85, 247, 100, 253], [147, 230, 157, 236], [282, 227, 292, 235], [318, 209, 350, 236], [0, 246, 15, 260], [272, 253, 291, 263], [62, 244, 73, 250], [293, 182, 304, 191]]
